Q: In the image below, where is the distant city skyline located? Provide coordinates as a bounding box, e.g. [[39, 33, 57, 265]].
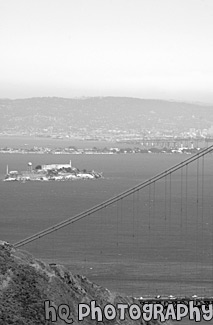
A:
[[1, 0, 213, 103]]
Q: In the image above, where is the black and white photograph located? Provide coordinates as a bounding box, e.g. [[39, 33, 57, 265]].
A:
[[0, 1, 213, 324]]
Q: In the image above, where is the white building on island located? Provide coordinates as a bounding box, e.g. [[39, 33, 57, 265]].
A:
[[41, 160, 72, 171]]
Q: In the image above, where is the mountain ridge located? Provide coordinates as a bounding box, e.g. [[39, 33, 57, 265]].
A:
[[0, 97, 212, 139]]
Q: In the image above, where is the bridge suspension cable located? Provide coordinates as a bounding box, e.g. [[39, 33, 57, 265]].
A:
[[14, 144, 213, 248]]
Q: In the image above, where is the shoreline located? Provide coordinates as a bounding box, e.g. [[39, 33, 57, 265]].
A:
[[0, 146, 204, 155]]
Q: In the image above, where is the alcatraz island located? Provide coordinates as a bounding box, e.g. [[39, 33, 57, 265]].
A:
[[4, 160, 102, 182]]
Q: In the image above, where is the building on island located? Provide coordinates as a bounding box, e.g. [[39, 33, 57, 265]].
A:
[[41, 160, 72, 171]]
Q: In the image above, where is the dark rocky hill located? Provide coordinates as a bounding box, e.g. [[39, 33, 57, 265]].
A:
[[0, 241, 172, 325]]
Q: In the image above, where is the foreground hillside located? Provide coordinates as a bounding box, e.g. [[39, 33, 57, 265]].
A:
[[0, 241, 171, 325]]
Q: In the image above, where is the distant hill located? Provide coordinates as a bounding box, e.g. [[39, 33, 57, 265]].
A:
[[0, 97, 212, 138]]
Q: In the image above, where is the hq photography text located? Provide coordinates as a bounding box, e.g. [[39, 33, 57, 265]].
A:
[[44, 299, 213, 323]]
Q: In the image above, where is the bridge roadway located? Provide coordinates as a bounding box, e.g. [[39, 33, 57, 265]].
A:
[[140, 137, 213, 148]]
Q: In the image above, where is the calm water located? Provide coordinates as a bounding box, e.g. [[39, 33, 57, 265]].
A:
[[0, 137, 213, 325], [0, 135, 136, 149]]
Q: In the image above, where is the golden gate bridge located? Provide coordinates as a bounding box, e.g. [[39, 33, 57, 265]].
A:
[[14, 145, 213, 300]]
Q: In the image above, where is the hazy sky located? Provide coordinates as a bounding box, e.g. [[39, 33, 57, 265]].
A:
[[0, 0, 213, 102]]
